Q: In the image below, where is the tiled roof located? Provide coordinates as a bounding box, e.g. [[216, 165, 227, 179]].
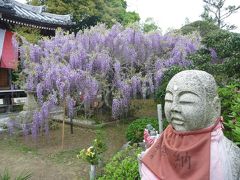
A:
[[0, 0, 74, 26]]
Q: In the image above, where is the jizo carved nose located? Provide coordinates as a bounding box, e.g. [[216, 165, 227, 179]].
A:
[[171, 102, 180, 112]]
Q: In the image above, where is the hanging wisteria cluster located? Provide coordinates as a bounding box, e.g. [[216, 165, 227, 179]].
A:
[[20, 23, 201, 135]]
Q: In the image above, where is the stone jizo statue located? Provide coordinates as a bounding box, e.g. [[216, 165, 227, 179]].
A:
[[144, 124, 158, 148], [145, 124, 157, 136], [140, 70, 240, 180]]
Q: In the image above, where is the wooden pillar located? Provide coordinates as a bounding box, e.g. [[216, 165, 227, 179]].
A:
[[0, 68, 9, 89]]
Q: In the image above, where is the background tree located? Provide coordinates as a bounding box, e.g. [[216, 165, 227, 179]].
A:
[[181, 21, 240, 83], [14, 26, 42, 44], [27, 0, 140, 30], [142, 18, 160, 33], [180, 20, 219, 37], [27, 0, 42, 5], [201, 0, 240, 30]]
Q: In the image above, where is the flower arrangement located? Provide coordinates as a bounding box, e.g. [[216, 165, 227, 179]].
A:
[[77, 137, 107, 165], [77, 146, 99, 165]]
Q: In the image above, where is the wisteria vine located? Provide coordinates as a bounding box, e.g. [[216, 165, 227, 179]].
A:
[[20, 24, 201, 136]]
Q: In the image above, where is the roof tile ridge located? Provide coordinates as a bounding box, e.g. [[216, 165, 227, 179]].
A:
[[41, 12, 72, 22], [13, 0, 45, 14]]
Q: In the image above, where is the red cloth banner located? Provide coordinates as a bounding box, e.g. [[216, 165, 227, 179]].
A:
[[0, 31, 17, 69]]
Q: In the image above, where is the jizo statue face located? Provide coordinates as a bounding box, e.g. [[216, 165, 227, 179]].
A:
[[164, 70, 220, 131]]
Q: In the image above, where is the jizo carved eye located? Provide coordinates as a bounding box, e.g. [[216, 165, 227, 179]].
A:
[[179, 100, 194, 104], [165, 93, 173, 102], [179, 93, 199, 104]]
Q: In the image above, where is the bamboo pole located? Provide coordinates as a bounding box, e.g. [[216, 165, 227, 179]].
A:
[[157, 104, 163, 134], [61, 101, 66, 149]]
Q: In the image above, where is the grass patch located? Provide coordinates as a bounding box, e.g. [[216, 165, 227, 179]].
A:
[[0, 136, 38, 154], [48, 148, 82, 165], [130, 99, 158, 118]]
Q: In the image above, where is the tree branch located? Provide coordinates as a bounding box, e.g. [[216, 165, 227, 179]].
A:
[[206, 6, 219, 17], [221, 6, 240, 20]]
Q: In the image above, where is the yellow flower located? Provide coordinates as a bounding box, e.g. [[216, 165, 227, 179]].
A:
[[87, 146, 93, 153], [86, 151, 91, 156]]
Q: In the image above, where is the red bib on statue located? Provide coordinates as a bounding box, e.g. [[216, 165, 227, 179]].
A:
[[141, 122, 219, 180]]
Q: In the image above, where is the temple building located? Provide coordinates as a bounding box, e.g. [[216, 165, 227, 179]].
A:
[[0, 0, 74, 112], [0, 0, 74, 31]]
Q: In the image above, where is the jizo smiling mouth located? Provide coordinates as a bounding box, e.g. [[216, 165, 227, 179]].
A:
[[172, 119, 184, 125], [171, 117, 184, 125]]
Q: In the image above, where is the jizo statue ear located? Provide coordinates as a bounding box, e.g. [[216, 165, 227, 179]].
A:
[[212, 96, 221, 115]]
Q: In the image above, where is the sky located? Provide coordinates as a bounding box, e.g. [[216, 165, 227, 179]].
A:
[[126, 0, 240, 33], [16, 0, 240, 33]]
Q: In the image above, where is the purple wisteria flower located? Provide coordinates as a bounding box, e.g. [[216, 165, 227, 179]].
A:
[[20, 23, 201, 130], [209, 48, 218, 63]]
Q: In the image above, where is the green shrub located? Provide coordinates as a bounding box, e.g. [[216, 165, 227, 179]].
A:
[[126, 117, 168, 144], [218, 82, 240, 146], [0, 169, 32, 180], [98, 145, 142, 180]]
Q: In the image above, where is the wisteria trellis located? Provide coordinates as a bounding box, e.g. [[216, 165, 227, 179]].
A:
[[20, 24, 201, 137]]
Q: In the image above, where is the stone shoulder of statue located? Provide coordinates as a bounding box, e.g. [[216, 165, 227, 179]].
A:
[[139, 70, 240, 180], [222, 136, 240, 179]]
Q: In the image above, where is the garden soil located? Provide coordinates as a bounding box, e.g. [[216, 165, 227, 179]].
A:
[[0, 123, 128, 180]]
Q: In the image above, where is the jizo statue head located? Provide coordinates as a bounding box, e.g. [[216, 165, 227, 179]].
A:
[[164, 70, 221, 131]]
